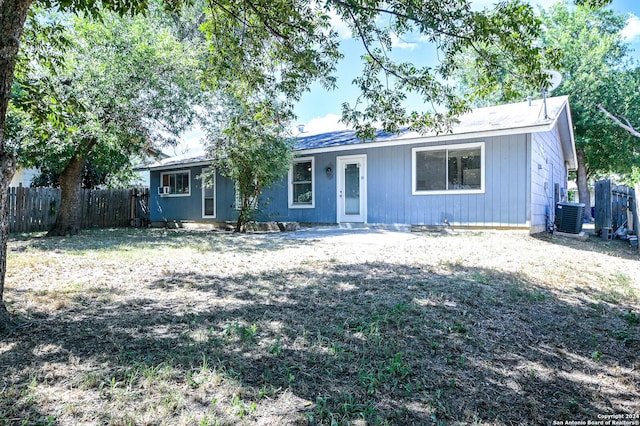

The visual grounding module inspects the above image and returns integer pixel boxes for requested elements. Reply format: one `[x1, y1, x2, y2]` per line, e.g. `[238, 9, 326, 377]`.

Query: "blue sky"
[176, 0, 640, 154]
[294, 0, 640, 134]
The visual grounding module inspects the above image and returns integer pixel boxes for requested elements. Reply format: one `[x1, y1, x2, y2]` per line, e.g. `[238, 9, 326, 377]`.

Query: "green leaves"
[200, 0, 340, 112]
[539, 2, 640, 179]
[39, 0, 153, 19]
[331, 0, 547, 138]
[11, 6, 205, 186]
[201, 95, 293, 232]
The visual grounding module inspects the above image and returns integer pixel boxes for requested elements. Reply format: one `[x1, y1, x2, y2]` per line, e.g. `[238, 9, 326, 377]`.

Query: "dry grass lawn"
[1, 227, 639, 425]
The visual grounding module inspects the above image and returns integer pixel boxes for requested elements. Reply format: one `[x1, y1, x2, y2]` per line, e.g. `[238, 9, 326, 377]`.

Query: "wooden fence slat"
[6, 186, 150, 233]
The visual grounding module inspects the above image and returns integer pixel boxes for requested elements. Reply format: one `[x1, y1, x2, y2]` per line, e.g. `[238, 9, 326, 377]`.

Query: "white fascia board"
[146, 160, 213, 171]
[561, 101, 578, 170]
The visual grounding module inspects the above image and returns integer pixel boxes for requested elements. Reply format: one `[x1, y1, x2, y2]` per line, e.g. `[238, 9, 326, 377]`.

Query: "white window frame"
[288, 156, 315, 209]
[201, 168, 216, 218]
[412, 142, 485, 195]
[160, 169, 191, 197]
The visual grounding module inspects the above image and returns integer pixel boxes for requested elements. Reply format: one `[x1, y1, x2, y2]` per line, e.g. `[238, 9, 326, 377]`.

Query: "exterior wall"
[261, 134, 530, 227]
[259, 151, 338, 224]
[149, 165, 239, 223]
[529, 126, 569, 233]
[148, 131, 571, 231]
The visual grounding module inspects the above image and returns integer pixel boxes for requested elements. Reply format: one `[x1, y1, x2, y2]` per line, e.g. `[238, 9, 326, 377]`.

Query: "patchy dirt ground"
[1, 227, 639, 425]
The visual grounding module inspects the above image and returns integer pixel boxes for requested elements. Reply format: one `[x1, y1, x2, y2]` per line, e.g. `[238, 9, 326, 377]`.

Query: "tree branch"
[329, 0, 472, 41]
[597, 104, 640, 138]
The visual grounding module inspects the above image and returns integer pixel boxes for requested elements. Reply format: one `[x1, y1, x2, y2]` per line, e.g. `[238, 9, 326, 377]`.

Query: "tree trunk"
[0, 153, 17, 330]
[0, 0, 35, 330]
[235, 194, 249, 233]
[576, 146, 592, 221]
[47, 153, 88, 237]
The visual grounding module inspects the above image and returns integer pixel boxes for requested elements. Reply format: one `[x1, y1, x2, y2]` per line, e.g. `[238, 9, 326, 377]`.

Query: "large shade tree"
[0, 0, 554, 326]
[10, 9, 203, 236]
[538, 1, 640, 216]
[1, 0, 161, 328]
[452, 0, 637, 218]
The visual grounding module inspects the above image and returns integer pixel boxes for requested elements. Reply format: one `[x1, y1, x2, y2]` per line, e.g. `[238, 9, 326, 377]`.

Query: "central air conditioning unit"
[158, 186, 171, 196]
[555, 202, 585, 234]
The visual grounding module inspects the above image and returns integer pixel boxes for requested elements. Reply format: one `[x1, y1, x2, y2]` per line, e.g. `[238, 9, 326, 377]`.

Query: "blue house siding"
[257, 134, 530, 227]
[259, 151, 339, 223]
[530, 126, 569, 233]
[148, 135, 532, 228]
[150, 166, 239, 223]
[144, 96, 575, 232]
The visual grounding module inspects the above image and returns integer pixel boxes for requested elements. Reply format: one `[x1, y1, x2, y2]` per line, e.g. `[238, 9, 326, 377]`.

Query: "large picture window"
[289, 157, 315, 208]
[413, 143, 484, 194]
[160, 170, 190, 196]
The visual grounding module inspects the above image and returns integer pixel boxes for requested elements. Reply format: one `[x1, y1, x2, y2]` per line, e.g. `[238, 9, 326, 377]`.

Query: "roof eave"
[144, 160, 213, 171]
[294, 122, 558, 155]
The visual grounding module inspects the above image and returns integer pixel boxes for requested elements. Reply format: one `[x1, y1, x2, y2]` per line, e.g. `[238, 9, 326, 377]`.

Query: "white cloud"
[326, 9, 352, 39]
[391, 33, 417, 50]
[621, 14, 640, 42]
[295, 113, 352, 135]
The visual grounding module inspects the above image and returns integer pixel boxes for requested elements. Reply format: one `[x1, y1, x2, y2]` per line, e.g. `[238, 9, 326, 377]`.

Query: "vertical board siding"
[530, 125, 568, 233]
[149, 132, 560, 229]
[7, 187, 145, 233]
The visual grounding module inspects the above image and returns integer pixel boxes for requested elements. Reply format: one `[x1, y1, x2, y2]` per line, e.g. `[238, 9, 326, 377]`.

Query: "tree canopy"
[538, 1, 640, 194]
[451, 0, 638, 216]
[0, 0, 570, 325]
[201, 96, 294, 232]
[9, 7, 205, 235]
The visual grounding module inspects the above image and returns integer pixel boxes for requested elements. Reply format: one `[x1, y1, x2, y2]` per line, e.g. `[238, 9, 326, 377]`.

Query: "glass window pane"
[204, 199, 214, 216]
[203, 170, 214, 216]
[293, 161, 312, 183]
[293, 183, 313, 204]
[345, 163, 360, 215]
[291, 159, 313, 205]
[416, 150, 446, 191]
[449, 148, 481, 189]
[176, 173, 189, 193]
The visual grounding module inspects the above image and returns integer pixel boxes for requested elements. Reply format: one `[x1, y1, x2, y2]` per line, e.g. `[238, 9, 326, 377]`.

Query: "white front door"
[337, 155, 367, 223]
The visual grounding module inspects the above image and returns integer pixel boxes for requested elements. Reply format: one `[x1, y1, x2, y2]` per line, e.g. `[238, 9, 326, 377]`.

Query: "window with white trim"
[289, 157, 314, 208]
[413, 143, 484, 194]
[160, 170, 190, 196]
[202, 168, 215, 218]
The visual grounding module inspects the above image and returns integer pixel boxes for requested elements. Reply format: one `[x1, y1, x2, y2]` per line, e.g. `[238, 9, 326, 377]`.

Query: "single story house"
[144, 95, 577, 233]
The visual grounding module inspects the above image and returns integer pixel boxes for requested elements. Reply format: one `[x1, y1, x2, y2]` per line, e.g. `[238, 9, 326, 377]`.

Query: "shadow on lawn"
[532, 231, 639, 260]
[1, 261, 639, 424]
[9, 227, 307, 255]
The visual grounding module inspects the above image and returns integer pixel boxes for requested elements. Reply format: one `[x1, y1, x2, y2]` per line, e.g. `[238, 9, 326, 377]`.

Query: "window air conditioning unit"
[555, 202, 585, 234]
[158, 186, 171, 196]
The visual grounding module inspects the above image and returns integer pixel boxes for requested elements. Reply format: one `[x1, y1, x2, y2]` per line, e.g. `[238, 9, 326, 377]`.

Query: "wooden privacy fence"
[594, 180, 639, 249]
[7, 186, 150, 233]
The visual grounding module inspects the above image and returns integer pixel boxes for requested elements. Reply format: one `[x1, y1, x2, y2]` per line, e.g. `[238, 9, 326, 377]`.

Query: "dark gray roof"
[145, 96, 574, 170]
[294, 130, 400, 151]
[143, 154, 211, 171]
[295, 95, 570, 152]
